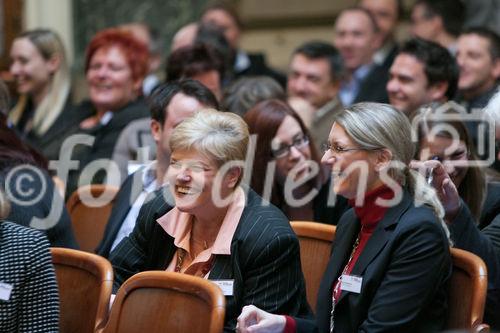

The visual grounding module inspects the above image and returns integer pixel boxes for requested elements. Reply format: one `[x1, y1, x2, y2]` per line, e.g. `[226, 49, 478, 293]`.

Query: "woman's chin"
[292, 164, 312, 182]
[332, 180, 352, 199]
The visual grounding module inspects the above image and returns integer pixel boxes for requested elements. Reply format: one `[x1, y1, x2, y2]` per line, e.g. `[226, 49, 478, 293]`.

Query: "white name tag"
[340, 275, 362, 293]
[211, 279, 234, 296]
[0, 282, 13, 301]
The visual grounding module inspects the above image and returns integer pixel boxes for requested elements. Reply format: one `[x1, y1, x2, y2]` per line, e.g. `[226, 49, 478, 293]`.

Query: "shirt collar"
[234, 49, 251, 72]
[314, 98, 340, 121]
[352, 63, 373, 81]
[156, 186, 246, 255]
[373, 41, 395, 65]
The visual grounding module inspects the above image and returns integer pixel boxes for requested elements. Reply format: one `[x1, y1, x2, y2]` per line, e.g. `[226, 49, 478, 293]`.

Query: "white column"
[23, 0, 74, 65]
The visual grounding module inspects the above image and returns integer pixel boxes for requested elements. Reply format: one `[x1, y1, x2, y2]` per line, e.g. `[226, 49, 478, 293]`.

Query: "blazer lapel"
[208, 255, 233, 280]
[324, 216, 360, 290]
[337, 191, 412, 304]
[316, 209, 360, 320]
[108, 171, 144, 236]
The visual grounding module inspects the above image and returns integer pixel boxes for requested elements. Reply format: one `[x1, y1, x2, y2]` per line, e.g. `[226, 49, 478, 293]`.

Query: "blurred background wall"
[0, 0, 416, 101]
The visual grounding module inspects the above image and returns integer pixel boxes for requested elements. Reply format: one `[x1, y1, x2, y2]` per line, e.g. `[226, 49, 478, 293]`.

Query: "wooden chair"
[291, 221, 336, 312]
[100, 271, 226, 333]
[50, 247, 113, 333]
[447, 248, 490, 333]
[66, 184, 119, 252]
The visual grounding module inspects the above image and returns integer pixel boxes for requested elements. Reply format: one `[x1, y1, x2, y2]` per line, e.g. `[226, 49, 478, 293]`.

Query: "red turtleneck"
[332, 184, 395, 304]
[283, 185, 395, 333]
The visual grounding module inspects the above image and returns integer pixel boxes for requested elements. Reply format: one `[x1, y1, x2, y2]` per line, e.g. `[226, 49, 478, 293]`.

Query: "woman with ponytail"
[237, 103, 452, 333]
[9, 29, 76, 160]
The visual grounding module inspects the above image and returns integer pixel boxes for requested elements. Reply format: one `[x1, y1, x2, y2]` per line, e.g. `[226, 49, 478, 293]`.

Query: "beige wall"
[23, 0, 74, 65]
[241, 25, 334, 72]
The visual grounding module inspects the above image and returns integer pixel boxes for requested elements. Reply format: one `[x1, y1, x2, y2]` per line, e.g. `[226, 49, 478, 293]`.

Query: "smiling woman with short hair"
[110, 109, 311, 332]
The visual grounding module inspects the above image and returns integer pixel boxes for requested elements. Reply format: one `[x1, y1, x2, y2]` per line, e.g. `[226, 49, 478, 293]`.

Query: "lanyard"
[330, 234, 361, 333]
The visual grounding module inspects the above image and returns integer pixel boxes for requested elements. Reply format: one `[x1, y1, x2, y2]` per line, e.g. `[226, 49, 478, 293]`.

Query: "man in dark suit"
[96, 80, 219, 257]
[334, 7, 389, 106]
[360, 0, 401, 81]
[200, 1, 287, 87]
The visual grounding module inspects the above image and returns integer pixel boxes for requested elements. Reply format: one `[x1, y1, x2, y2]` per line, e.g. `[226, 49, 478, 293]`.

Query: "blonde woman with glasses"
[238, 102, 451, 333]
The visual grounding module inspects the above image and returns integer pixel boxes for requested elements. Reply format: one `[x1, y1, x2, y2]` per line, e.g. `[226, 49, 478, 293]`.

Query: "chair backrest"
[66, 184, 119, 252]
[291, 221, 336, 312]
[447, 248, 489, 332]
[100, 271, 226, 333]
[51, 247, 113, 333]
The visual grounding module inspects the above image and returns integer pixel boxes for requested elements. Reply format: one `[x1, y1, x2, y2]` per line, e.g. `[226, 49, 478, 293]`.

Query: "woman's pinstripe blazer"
[110, 187, 312, 332]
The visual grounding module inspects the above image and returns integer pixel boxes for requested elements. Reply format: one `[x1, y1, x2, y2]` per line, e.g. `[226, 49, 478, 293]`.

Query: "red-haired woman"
[244, 99, 348, 223]
[63, 28, 150, 198]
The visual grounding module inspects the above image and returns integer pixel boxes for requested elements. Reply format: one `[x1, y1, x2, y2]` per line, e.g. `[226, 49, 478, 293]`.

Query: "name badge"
[340, 275, 362, 293]
[0, 282, 13, 301]
[211, 279, 234, 296]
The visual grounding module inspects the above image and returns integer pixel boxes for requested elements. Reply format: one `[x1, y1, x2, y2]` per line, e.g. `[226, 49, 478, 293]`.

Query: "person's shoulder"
[402, 202, 439, 224]
[0, 221, 49, 247]
[138, 187, 174, 220]
[243, 188, 289, 223]
[118, 97, 150, 118]
[235, 188, 296, 242]
[395, 203, 448, 241]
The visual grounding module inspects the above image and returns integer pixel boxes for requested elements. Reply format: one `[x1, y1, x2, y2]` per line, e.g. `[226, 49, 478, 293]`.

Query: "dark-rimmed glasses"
[271, 135, 309, 159]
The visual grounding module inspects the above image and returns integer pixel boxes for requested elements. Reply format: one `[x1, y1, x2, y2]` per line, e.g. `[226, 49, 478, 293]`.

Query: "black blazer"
[234, 52, 287, 88]
[109, 187, 312, 332]
[451, 201, 500, 329]
[95, 171, 146, 257]
[64, 98, 150, 199]
[479, 182, 500, 229]
[25, 97, 87, 161]
[353, 45, 397, 105]
[295, 190, 451, 332]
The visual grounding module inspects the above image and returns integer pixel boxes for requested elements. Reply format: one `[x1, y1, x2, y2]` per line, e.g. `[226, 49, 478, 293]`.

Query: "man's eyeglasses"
[271, 135, 309, 159]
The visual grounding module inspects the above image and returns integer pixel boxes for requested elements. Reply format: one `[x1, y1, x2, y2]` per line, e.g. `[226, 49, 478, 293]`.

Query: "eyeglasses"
[322, 142, 380, 155]
[271, 135, 309, 159]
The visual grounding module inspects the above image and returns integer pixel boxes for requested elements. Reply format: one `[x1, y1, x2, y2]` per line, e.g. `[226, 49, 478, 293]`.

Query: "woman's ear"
[225, 167, 242, 188]
[47, 54, 61, 74]
[375, 148, 393, 172]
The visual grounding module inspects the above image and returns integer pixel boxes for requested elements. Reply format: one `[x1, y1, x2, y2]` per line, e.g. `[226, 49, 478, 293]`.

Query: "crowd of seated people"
[2, 0, 500, 331]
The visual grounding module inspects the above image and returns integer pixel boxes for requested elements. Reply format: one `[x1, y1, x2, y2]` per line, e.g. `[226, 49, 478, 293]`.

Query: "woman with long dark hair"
[244, 99, 348, 223]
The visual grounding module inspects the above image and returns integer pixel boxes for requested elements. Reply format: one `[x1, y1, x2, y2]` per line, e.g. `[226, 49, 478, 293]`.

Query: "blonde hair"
[9, 29, 71, 135]
[170, 109, 249, 170]
[336, 102, 450, 241]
